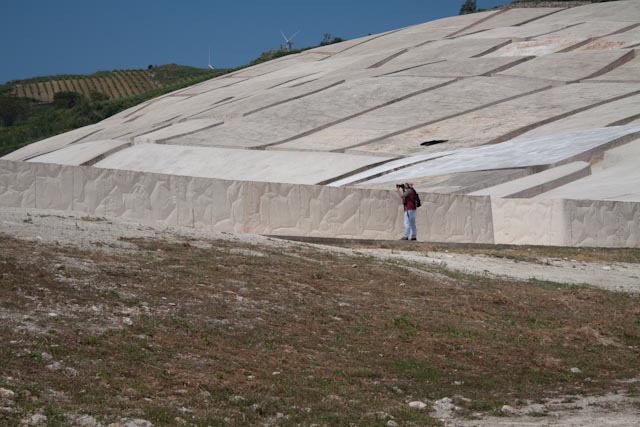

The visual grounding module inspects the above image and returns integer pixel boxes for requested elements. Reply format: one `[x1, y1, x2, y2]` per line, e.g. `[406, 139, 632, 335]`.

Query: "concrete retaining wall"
[1, 159, 638, 247]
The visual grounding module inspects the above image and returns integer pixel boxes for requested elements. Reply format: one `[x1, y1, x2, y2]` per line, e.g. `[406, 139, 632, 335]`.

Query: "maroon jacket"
[402, 187, 417, 211]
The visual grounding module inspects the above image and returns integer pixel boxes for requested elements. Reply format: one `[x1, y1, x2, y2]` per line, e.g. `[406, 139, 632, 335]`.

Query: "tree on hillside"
[459, 0, 478, 14]
[320, 33, 344, 46]
[53, 91, 83, 109]
[0, 96, 30, 127]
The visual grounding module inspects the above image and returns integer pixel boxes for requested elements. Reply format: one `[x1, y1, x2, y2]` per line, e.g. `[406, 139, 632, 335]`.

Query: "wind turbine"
[208, 47, 215, 70]
[280, 30, 300, 52]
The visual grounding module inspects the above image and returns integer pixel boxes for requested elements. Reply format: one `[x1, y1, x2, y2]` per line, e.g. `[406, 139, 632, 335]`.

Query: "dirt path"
[355, 247, 640, 294]
[451, 391, 640, 427]
[2, 207, 639, 295]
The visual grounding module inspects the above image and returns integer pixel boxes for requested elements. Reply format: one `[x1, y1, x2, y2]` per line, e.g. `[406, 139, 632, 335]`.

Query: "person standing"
[396, 183, 417, 241]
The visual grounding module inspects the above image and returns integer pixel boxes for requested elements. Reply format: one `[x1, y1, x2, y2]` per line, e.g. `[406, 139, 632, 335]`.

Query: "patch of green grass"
[392, 315, 421, 338]
[528, 278, 590, 291]
[392, 358, 441, 382]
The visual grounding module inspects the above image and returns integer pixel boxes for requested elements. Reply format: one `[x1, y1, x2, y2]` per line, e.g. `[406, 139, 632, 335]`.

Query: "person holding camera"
[396, 183, 417, 241]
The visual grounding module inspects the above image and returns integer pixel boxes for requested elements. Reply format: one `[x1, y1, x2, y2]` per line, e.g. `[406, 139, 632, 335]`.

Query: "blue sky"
[2, 0, 506, 84]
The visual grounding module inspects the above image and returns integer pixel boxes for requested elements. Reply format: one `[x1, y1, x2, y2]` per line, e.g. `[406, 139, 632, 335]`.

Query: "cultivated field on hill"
[1, 208, 639, 427]
[5, 66, 215, 103]
[0, 65, 230, 157]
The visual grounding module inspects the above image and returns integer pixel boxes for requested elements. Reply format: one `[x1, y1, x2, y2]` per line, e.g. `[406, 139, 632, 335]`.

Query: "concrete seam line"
[375, 60, 447, 77]
[182, 95, 250, 120]
[368, 49, 409, 69]
[19, 128, 105, 162]
[576, 49, 636, 82]
[607, 112, 640, 127]
[243, 80, 346, 117]
[130, 121, 178, 140]
[122, 100, 156, 119]
[289, 78, 320, 88]
[80, 143, 133, 167]
[513, 8, 567, 27]
[559, 24, 640, 53]
[558, 37, 596, 53]
[484, 88, 640, 146]
[330, 152, 457, 187]
[260, 78, 459, 149]
[472, 40, 512, 58]
[268, 73, 318, 89]
[446, 9, 508, 38]
[328, 28, 405, 57]
[524, 22, 586, 41]
[482, 56, 536, 76]
[192, 78, 248, 97]
[337, 85, 553, 152]
[157, 122, 225, 144]
[315, 157, 402, 186]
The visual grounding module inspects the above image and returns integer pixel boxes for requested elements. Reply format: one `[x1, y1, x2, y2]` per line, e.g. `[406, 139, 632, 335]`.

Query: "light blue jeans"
[404, 209, 417, 239]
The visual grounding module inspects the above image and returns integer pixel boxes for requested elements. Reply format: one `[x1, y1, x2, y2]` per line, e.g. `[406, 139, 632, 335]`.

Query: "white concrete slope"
[3, 1, 640, 198]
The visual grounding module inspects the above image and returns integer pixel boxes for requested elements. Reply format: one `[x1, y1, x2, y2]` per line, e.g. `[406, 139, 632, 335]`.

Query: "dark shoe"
[400, 237, 408, 240]
[410, 237, 417, 241]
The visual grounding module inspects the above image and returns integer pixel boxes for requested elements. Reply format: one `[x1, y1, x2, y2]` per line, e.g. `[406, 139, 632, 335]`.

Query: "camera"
[396, 184, 405, 189]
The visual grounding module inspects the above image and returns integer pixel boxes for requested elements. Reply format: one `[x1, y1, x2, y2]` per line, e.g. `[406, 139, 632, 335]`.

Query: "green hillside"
[0, 65, 231, 157]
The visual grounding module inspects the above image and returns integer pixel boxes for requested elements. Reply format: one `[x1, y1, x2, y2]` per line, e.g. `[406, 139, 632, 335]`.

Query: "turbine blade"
[290, 31, 300, 40]
[280, 30, 288, 42]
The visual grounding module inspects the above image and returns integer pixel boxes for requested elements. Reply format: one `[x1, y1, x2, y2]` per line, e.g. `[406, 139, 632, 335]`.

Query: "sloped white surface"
[95, 143, 393, 185]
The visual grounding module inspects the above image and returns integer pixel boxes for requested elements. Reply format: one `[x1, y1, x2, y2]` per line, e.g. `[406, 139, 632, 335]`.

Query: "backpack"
[409, 186, 421, 208]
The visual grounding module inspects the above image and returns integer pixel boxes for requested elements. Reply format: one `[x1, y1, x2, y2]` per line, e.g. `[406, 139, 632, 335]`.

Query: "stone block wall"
[1, 159, 638, 247]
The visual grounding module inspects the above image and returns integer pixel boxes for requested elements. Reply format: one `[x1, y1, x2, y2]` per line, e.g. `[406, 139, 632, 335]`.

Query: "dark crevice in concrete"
[514, 8, 567, 27]
[607, 22, 640, 36]
[156, 122, 225, 144]
[19, 128, 106, 161]
[335, 85, 553, 153]
[559, 23, 640, 53]
[525, 22, 585, 40]
[483, 56, 536, 75]
[376, 60, 447, 77]
[558, 37, 596, 53]
[211, 96, 235, 105]
[576, 49, 636, 82]
[448, 28, 492, 40]
[259, 79, 460, 149]
[368, 49, 410, 69]
[315, 157, 402, 186]
[472, 40, 513, 58]
[625, 42, 640, 49]
[607, 113, 640, 127]
[243, 80, 345, 117]
[328, 153, 457, 187]
[550, 130, 640, 168]
[123, 115, 142, 124]
[195, 78, 248, 96]
[80, 143, 133, 167]
[484, 88, 640, 146]
[447, 9, 508, 38]
[129, 120, 180, 140]
[290, 78, 320, 88]
[122, 101, 154, 119]
[327, 28, 404, 57]
[268, 74, 318, 89]
[182, 96, 251, 120]
[113, 132, 133, 140]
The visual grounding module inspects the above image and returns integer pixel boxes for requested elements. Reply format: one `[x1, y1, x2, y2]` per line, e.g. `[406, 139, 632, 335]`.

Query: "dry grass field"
[1, 211, 639, 426]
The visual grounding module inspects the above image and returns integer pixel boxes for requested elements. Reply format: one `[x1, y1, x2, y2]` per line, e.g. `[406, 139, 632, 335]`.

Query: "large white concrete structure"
[2, 1, 640, 246]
